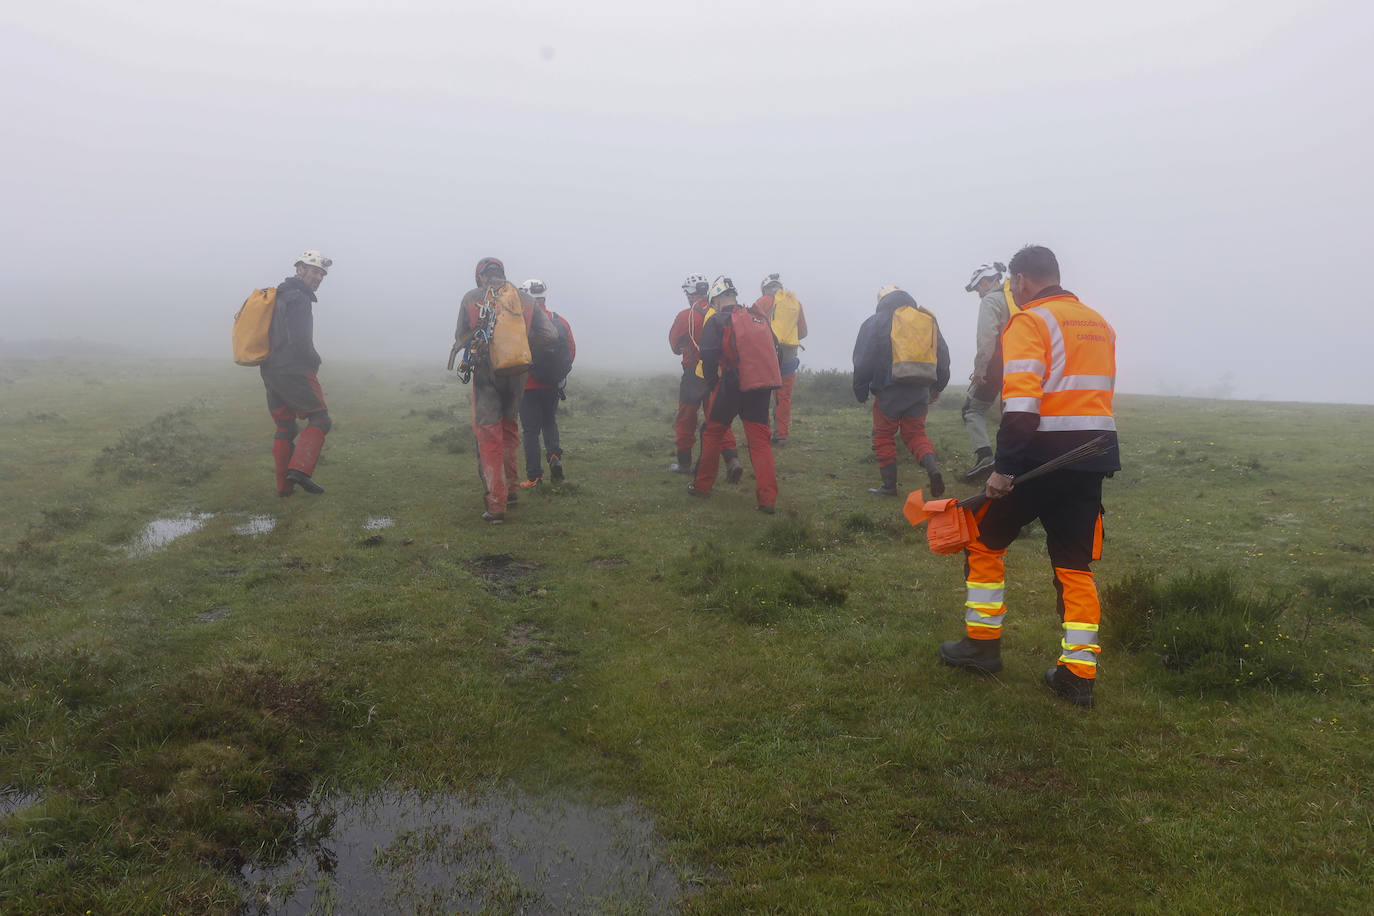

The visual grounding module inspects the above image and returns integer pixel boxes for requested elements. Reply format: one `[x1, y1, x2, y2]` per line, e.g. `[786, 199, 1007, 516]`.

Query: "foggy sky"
[3, 0, 1371, 403]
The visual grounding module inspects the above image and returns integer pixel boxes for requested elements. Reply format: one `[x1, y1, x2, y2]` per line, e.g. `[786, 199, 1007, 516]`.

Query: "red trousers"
[676, 385, 736, 453]
[694, 382, 777, 507]
[871, 402, 933, 467]
[772, 373, 796, 439]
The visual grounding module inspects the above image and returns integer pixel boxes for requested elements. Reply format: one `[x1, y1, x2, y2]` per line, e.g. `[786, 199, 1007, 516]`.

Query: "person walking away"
[261, 250, 334, 497]
[668, 274, 742, 480]
[754, 273, 808, 445]
[454, 257, 557, 523]
[852, 285, 950, 497]
[961, 261, 1020, 480]
[689, 276, 781, 512]
[517, 278, 575, 488]
[937, 245, 1120, 708]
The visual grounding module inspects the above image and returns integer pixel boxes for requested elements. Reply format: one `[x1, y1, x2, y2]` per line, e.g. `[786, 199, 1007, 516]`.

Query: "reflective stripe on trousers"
[1054, 566, 1101, 678]
[964, 541, 1007, 638]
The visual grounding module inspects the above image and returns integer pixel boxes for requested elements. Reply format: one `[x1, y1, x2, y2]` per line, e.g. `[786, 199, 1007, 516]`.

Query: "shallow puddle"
[241, 788, 682, 914]
[236, 515, 276, 536]
[363, 516, 394, 531]
[126, 513, 214, 555]
[0, 789, 39, 819]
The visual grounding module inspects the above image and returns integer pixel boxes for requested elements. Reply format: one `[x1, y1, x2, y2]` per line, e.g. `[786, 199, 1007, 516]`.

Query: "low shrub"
[1102, 568, 1311, 693]
[92, 405, 219, 485]
[428, 427, 472, 454]
[792, 369, 860, 411]
[672, 541, 846, 625]
[756, 514, 821, 555]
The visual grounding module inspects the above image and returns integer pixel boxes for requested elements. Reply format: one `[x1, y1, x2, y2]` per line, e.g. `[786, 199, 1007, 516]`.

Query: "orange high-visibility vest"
[1000, 293, 1115, 433]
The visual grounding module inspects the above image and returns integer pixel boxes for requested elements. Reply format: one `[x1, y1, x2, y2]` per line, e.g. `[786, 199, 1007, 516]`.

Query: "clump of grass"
[1103, 568, 1311, 693]
[92, 404, 218, 485]
[792, 369, 859, 410]
[757, 514, 821, 555]
[428, 428, 472, 454]
[672, 541, 846, 625]
[837, 511, 901, 536]
[1300, 572, 1374, 624]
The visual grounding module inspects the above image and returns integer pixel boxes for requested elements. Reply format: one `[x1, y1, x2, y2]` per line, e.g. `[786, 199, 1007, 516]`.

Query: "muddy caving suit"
[754, 289, 808, 442]
[261, 275, 330, 495]
[456, 266, 557, 516]
[668, 297, 738, 469]
[963, 285, 1120, 682]
[852, 290, 950, 482]
[693, 303, 781, 509]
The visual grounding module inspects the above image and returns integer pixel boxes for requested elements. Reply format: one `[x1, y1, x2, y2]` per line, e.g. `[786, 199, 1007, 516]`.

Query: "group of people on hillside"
[244, 245, 1119, 707]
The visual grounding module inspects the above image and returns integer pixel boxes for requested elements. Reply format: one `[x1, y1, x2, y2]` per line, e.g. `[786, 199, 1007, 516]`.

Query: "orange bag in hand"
[903, 490, 981, 554]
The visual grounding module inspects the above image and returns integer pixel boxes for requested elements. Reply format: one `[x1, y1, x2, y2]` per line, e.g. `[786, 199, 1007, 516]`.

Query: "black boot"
[670, 450, 693, 474]
[724, 450, 744, 485]
[868, 462, 899, 496]
[1044, 666, 1095, 708]
[920, 453, 945, 498]
[938, 637, 1002, 674]
[965, 447, 994, 481]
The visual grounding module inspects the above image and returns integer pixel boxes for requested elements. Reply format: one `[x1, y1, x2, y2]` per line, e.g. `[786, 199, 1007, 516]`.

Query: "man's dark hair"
[1008, 244, 1060, 284]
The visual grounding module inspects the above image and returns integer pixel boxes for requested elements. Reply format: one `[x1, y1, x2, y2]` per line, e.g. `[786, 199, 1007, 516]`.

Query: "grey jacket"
[972, 287, 1012, 380]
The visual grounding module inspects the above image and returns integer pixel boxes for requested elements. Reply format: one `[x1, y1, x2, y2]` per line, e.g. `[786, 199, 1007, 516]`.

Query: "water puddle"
[363, 516, 394, 531]
[241, 789, 682, 914]
[0, 789, 39, 819]
[236, 515, 276, 536]
[125, 513, 214, 555]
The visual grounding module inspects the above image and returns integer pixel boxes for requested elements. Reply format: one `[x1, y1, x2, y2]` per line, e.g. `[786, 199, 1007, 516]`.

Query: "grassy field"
[1, 358, 1371, 913]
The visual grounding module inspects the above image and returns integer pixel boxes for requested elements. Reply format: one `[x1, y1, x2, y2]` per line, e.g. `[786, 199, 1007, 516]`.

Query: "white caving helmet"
[519, 278, 548, 298]
[761, 273, 783, 293]
[681, 273, 709, 297]
[877, 284, 903, 302]
[708, 275, 738, 302]
[964, 262, 1005, 292]
[294, 250, 333, 274]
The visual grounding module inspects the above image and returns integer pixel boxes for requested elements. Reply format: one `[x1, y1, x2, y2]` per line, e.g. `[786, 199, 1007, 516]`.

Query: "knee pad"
[274, 418, 299, 440]
[307, 413, 332, 435]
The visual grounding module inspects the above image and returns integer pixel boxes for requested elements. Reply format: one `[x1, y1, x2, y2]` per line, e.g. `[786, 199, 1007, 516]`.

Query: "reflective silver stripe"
[965, 587, 1005, 604]
[1003, 358, 1044, 376]
[965, 608, 1005, 628]
[1003, 397, 1040, 414]
[1063, 628, 1101, 648]
[1043, 374, 1115, 393]
[1059, 646, 1098, 664]
[1036, 414, 1116, 432]
[1028, 306, 1068, 394]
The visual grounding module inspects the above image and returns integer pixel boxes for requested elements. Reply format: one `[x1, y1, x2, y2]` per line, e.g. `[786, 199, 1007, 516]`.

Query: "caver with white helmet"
[681, 273, 709, 299]
[708, 276, 738, 303]
[964, 262, 1005, 293]
[760, 273, 782, 294]
[877, 284, 903, 302]
[520, 279, 548, 299]
[295, 250, 333, 275]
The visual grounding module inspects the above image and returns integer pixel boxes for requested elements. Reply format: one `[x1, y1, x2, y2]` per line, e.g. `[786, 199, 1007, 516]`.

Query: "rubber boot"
[724, 448, 744, 485]
[273, 437, 294, 496]
[1044, 666, 1095, 708]
[868, 462, 898, 496]
[286, 425, 325, 494]
[670, 450, 693, 474]
[920, 453, 945, 499]
[938, 637, 1003, 674]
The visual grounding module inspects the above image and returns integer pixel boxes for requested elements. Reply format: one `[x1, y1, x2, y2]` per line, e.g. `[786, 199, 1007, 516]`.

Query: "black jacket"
[262, 276, 321, 374]
[852, 290, 950, 416]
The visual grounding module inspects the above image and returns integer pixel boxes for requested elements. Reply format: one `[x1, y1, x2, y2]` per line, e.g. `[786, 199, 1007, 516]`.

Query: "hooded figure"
[852, 286, 950, 497]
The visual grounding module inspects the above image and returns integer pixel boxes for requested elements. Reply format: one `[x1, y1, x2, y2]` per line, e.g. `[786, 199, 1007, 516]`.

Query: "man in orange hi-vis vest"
[937, 245, 1120, 707]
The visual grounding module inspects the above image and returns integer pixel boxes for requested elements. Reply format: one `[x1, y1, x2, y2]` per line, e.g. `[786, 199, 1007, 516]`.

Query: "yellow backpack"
[770, 289, 802, 347]
[890, 304, 939, 383]
[1003, 279, 1021, 316]
[692, 306, 716, 379]
[232, 288, 277, 366]
[489, 285, 533, 376]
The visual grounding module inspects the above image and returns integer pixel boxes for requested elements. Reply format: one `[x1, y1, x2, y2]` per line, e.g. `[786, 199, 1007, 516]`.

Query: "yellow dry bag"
[232, 288, 277, 366]
[890, 304, 939, 383]
[770, 289, 802, 347]
[489, 285, 533, 376]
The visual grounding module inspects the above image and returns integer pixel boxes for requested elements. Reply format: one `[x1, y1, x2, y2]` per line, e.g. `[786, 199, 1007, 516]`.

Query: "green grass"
[0, 358, 1371, 912]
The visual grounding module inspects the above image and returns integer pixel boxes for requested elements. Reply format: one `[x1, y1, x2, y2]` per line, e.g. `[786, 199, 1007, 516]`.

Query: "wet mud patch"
[467, 554, 540, 597]
[505, 622, 573, 682]
[196, 606, 232, 625]
[236, 515, 276, 536]
[363, 516, 394, 531]
[241, 788, 683, 915]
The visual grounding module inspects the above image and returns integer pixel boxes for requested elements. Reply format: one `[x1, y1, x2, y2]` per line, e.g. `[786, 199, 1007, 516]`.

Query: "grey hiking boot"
[868, 462, 899, 496]
[938, 637, 1003, 674]
[965, 451, 995, 481]
[725, 456, 744, 485]
[1044, 666, 1095, 708]
[481, 511, 505, 524]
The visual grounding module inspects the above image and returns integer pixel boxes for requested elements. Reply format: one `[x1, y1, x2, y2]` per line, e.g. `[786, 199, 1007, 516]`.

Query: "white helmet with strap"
[295, 250, 333, 274]
[519, 278, 548, 298]
[761, 273, 783, 294]
[964, 262, 1005, 292]
[681, 273, 709, 297]
[708, 275, 738, 302]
